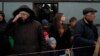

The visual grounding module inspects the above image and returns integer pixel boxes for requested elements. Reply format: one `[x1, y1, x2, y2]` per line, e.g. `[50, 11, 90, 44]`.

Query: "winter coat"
[73, 19, 98, 56]
[5, 6, 47, 56]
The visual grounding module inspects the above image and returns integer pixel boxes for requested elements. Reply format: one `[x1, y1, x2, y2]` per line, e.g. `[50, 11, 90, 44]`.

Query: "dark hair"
[53, 13, 63, 25]
[53, 13, 66, 31]
[69, 17, 77, 23]
[0, 11, 6, 23]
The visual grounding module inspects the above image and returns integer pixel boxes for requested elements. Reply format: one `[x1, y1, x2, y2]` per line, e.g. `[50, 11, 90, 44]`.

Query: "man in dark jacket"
[6, 5, 47, 56]
[73, 8, 98, 56]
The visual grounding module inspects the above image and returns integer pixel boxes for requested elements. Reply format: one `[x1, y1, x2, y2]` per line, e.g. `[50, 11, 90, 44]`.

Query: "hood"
[13, 5, 36, 23]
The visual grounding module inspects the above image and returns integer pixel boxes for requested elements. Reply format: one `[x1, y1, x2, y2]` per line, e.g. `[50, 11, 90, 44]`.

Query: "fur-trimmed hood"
[13, 5, 36, 23]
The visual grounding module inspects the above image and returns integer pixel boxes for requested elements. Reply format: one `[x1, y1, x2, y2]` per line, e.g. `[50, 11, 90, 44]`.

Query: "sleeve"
[5, 18, 15, 37]
[72, 22, 95, 45]
[94, 26, 98, 42]
[5, 19, 15, 48]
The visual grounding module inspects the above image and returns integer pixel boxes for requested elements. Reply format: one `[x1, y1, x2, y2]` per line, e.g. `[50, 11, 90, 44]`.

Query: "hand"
[12, 14, 21, 22]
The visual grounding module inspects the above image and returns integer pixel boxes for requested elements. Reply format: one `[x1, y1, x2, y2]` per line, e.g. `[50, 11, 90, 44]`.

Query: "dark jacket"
[6, 20, 47, 55]
[0, 21, 11, 55]
[49, 24, 71, 55]
[5, 6, 47, 56]
[73, 19, 98, 47]
[49, 24, 71, 50]
[73, 19, 98, 56]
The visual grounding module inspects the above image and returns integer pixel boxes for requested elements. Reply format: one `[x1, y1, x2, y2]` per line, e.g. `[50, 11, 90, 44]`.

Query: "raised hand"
[12, 14, 22, 22]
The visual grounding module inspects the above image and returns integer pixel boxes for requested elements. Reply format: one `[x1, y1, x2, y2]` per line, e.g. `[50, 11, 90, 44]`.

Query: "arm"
[5, 18, 16, 48]
[73, 23, 95, 45]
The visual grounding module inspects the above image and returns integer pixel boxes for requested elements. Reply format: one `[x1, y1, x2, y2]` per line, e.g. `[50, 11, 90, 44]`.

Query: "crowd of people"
[0, 5, 99, 56]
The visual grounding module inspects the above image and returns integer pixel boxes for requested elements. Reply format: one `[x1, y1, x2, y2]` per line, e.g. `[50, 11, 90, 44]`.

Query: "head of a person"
[0, 11, 6, 23]
[54, 13, 66, 24]
[69, 17, 77, 27]
[13, 5, 35, 23]
[83, 8, 97, 22]
[47, 37, 56, 49]
[42, 19, 49, 29]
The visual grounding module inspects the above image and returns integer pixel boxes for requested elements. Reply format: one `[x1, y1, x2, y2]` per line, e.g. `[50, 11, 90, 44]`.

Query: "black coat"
[5, 6, 48, 56]
[5, 20, 47, 56]
[73, 19, 98, 56]
[49, 24, 72, 55]
[49, 24, 71, 50]
[73, 19, 98, 47]
[0, 22, 11, 55]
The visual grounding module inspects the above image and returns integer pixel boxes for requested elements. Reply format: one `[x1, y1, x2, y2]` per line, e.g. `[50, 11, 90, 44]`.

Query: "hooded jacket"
[6, 5, 47, 55]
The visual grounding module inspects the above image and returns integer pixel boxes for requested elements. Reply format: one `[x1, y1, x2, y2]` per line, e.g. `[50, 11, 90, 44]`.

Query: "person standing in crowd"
[5, 5, 47, 56]
[0, 11, 11, 56]
[69, 17, 77, 32]
[49, 13, 71, 56]
[73, 8, 98, 56]
[42, 19, 49, 41]
[69, 17, 77, 44]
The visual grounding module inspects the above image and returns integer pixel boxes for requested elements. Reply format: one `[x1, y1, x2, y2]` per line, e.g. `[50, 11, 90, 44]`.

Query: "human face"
[84, 12, 96, 21]
[0, 14, 3, 21]
[50, 43, 56, 49]
[60, 15, 66, 23]
[19, 11, 30, 20]
[70, 20, 77, 27]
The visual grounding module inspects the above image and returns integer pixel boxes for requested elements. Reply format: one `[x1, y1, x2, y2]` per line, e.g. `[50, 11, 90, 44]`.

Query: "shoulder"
[33, 20, 41, 24]
[73, 19, 86, 32]
[75, 19, 85, 27]
[32, 20, 41, 26]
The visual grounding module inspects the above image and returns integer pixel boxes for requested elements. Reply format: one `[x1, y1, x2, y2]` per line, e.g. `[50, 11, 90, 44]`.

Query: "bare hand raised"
[12, 14, 22, 22]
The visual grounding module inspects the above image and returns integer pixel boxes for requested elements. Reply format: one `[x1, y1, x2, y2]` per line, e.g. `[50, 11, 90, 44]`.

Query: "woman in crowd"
[49, 13, 71, 56]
